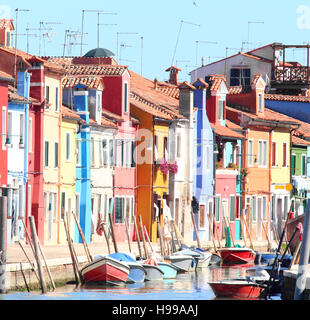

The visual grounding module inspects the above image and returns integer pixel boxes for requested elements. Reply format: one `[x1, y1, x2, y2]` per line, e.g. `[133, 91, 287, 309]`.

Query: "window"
[44, 192, 48, 221]
[61, 192, 66, 219]
[271, 196, 275, 221]
[54, 142, 59, 168]
[199, 205, 205, 229]
[28, 118, 33, 153]
[258, 141, 262, 165]
[291, 154, 296, 175]
[176, 135, 181, 158]
[164, 137, 168, 160]
[44, 141, 49, 167]
[218, 100, 224, 121]
[115, 197, 125, 223]
[76, 140, 81, 166]
[272, 142, 276, 166]
[2, 107, 6, 149]
[283, 143, 287, 167]
[230, 196, 235, 221]
[235, 145, 241, 169]
[19, 114, 24, 146]
[230, 68, 251, 86]
[124, 82, 128, 113]
[55, 87, 59, 112]
[53, 193, 58, 220]
[131, 141, 136, 168]
[258, 94, 263, 112]
[248, 140, 253, 166]
[75, 194, 80, 221]
[263, 141, 267, 166]
[66, 133, 70, 161]
[96, 91, 102, 121]
[302, 154, 307, 176]
[154, 135, 159, 160]
[45, 85, 50, 103]
[102, 139, 108, 166]
[115, 140, 119, 166]
[6, 31, 11, 47]
[175, 198, 180, 225]
[125, 198, 131, 224]
[126, 141, 131, 167]
[262, 196, 267, 221]
[109, 139, 114, 167]
[283, 196, 289, 221]
[7, 111, 12, 146]
[252, 196, 257, 221]
[215, 196, 220, 222]
[121, 140, 125, 167]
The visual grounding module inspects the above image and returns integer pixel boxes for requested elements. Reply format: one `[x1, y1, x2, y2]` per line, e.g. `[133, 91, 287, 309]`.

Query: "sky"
[3, 0, 310, 82]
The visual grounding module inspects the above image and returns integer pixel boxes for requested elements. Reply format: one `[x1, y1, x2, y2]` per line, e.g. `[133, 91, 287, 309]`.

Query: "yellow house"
[58, 106, 81, 244]
[270, 127, 294, 232]
[43, 73, 62, 244]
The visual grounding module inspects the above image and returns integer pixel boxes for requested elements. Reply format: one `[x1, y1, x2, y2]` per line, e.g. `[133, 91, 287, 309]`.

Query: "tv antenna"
[97, 12, 117, 48]
[13, 30, 38, 55]
[119, 43, 133, 65]
[247, 21, 264, 50]
[171, 20, 200, 66]
[14, 8, 30, 86]
[63, 29, 87, 57]
[116, 32, 138, 60]
[195, 40, 218, 67]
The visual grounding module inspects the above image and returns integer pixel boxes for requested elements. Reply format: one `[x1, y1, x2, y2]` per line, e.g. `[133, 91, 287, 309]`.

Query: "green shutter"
[215, 197, 220, 221]
[230, 196, 235, 221]
[291, 154, 296, 175]
[302, 155, 306, 176]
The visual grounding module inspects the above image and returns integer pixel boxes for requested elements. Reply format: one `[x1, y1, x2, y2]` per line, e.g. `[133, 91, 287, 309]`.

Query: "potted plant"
[216, 162, 221, 169]
[158, 158, 169, 175]
[168, 161, 178, 174]
[240, 168, 248, 178]
[227, 162, 238, 170]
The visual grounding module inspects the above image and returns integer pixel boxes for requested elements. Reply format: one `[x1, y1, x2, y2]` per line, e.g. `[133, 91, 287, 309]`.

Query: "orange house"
[129, 70, 182, 241]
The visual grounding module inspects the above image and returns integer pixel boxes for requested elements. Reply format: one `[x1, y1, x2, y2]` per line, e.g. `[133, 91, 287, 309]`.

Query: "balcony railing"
[272, 66, 310, 85]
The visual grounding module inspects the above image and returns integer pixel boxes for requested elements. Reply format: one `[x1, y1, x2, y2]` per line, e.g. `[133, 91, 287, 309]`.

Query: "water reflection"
[1, 265, 281, 300]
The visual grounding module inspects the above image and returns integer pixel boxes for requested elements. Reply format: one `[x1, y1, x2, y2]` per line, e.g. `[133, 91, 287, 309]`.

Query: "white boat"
[166, 254, 195, 273]
[196, 251, 213, 269]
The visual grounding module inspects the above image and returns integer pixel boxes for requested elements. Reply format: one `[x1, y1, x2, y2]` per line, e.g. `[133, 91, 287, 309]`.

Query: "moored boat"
[81, 255, 130, 285]
[108, 253, 146, 283]
[157, 261, 178, 279]
[166, 254, 195, 273]
[218, 247, 256, 265]
[287, 213, 304, 254]
[208, 279, 265, 299]
[196, 251, 213, 268]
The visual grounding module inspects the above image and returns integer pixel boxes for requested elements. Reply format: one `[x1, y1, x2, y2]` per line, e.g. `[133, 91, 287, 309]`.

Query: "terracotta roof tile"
[206, 74, 227, 91]
[102, 108, 123, 123]
[265, 93, 310, 103]
[8, 85, 39, 104]
[0, 70, 14, 82]
[62, 76, 103, 89]
[211, 123, 245, 139]
[292, 135, 310, 146]
[63, 64, 127, 76]
[62, 106, 81, 121]
[226, 119, 243, 130]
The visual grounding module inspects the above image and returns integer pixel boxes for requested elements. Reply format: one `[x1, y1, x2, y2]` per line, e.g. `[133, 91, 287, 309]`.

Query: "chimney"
[178, 82, 196, 122]
[165, 66, 182, 85]
[0, 19, 14, 47]
[28, 58, 45, 104]
[154, 78, 158, 89]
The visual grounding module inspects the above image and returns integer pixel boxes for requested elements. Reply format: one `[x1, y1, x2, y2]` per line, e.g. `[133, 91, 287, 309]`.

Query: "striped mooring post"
[0, 196, 8, 294]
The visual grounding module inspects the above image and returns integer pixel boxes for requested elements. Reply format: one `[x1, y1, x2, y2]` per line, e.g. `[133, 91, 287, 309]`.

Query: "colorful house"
[130, 70, 182, 242]
[226, 74, 299, 240]
[6, 70, 32, 243]
[0, 71, 14, 195]
[58, 105, 81, 244]
[192, 78, 215, 242]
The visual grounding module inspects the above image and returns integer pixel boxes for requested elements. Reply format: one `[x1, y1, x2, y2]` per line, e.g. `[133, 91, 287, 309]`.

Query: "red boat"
[208, 280, 265, 299]
[287, 214, 304, 254]
[218, 247, 256, 264]
[81, 256, 130, 285]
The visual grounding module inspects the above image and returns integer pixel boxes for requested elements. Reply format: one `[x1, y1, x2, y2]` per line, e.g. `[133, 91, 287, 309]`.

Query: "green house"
[291, 136, 310, 216]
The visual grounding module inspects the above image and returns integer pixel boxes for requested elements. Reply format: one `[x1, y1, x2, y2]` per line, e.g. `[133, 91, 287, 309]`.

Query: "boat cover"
[108, 253, 137, 263]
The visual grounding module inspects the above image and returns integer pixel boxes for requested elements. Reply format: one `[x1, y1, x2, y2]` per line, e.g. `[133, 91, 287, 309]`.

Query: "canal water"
[0, 265, 281, 301]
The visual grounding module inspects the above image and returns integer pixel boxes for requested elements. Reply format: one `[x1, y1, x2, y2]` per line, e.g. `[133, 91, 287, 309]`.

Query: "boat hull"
[196, 252, 213, 269]
[157, 262, 178, 279]
[127, 263, 146, 283]
[81, 257, 130, 285]
[218, 248, 256, 264]
[143, 264, 164, 281]
[208, 280, 264, 299]
[167, 255, 195, 273]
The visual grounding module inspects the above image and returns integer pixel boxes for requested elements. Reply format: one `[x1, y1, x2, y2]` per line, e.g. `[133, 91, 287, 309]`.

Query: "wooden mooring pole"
[29, 216, 47, 294]
[0, 196, 8, 294]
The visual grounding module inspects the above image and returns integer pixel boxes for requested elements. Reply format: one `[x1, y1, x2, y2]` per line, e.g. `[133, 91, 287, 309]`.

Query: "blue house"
[73, 84, 92, 243]
[192, 78, 215, 242]
[7, 70, 31, 243]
